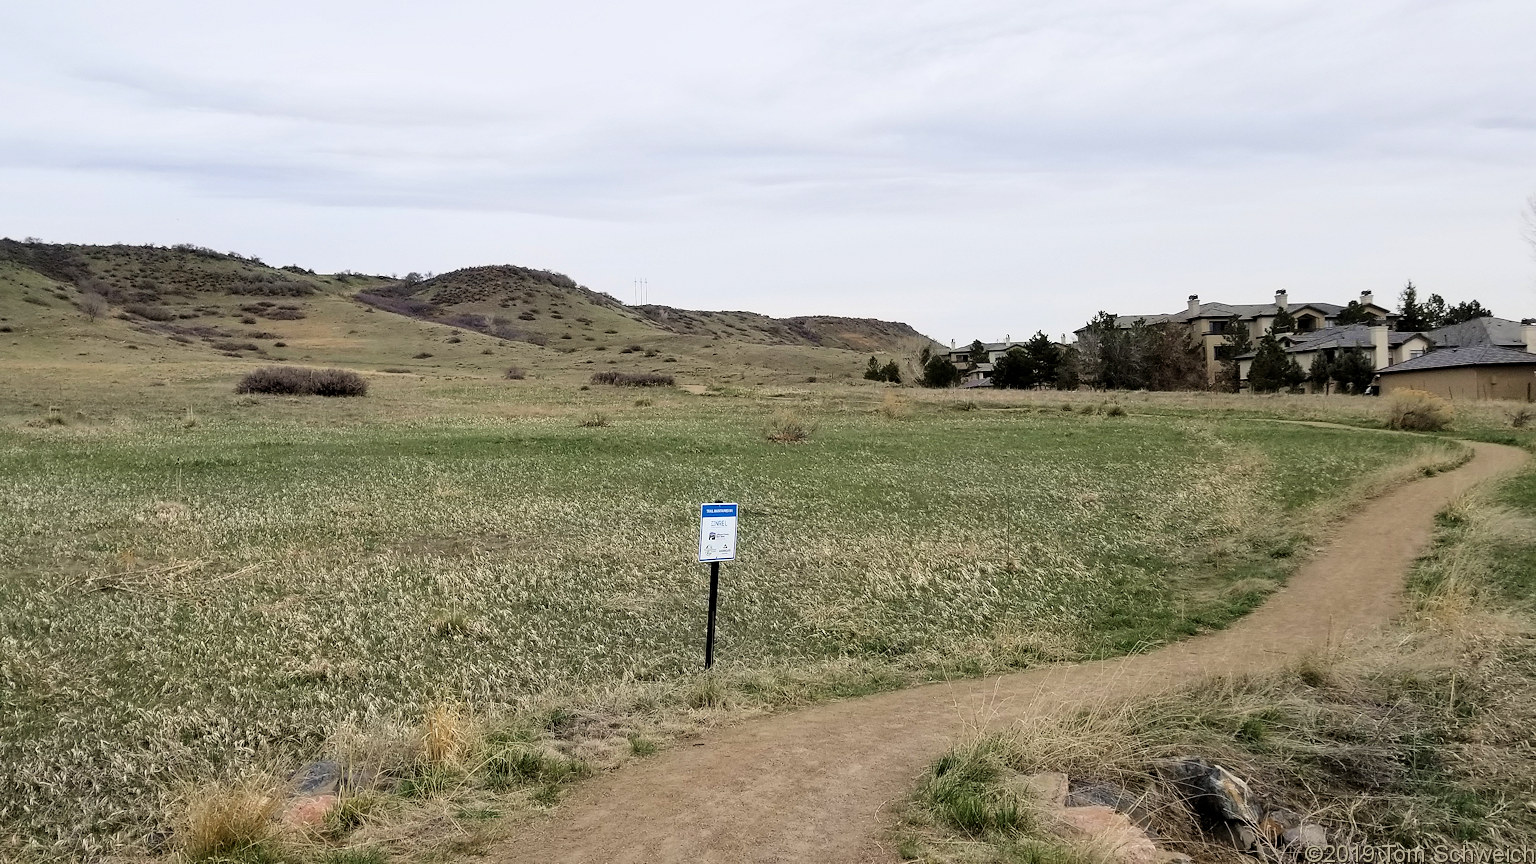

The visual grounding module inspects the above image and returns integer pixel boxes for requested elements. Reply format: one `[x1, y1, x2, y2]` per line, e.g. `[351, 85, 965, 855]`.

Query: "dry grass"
[1386, 388, 1455, 431]
[421, 702, 473, 769]
[765, 407, 817, 442]
[904, 463, 1536, 863]
[0, 382, 1490, 857]
[173, 776, 282, 860]
[879, 391, 912, 420]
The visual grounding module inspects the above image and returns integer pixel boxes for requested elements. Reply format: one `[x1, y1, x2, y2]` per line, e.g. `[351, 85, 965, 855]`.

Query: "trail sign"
[698, 502, 738, 563]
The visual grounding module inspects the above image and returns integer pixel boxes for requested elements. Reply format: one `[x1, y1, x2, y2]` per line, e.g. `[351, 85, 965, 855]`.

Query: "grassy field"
[895, 425, 1536, 864]
[0, 365, 1473, 859]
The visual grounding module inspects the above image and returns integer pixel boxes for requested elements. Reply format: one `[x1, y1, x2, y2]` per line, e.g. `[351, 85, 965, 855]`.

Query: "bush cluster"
[589, 371, 674, 387]
[234, 366, 368, 397]
[1386, 388, 1452, 431]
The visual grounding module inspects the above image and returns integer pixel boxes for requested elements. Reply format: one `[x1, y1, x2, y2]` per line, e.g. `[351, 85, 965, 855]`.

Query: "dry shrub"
[879, 391, 911, 420]
[1386, 388, 1452, 431]
[175, 776, 281, 860]
[421, 702, 472, 768]
[1509, 406, 1534, 429]
[589, 371, 674, 387]
[235, 366, 368, 397]
[577, 411, 610, 428]
[765, 408, 816, 443]
[505, 366, 526, 380]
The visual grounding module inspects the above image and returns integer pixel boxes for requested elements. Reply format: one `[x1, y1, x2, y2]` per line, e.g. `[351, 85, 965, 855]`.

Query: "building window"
[1214, 345, 1234, 361]
[1297, 315, 1318, 332]
[1210, 320, 1229, 335]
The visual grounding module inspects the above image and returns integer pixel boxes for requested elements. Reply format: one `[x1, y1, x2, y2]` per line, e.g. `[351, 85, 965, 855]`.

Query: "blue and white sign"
[698, 503, 738, 563]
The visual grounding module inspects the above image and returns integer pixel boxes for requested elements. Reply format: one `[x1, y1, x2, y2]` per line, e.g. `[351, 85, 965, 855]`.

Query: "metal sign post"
[698, 502, 738, 669]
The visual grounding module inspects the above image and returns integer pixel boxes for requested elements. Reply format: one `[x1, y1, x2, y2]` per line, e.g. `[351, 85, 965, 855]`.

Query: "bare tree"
[77, 292, 107, 322]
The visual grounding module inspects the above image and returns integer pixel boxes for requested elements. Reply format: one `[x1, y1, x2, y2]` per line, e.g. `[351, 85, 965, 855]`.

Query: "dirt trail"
[491, 438, 1527, 864]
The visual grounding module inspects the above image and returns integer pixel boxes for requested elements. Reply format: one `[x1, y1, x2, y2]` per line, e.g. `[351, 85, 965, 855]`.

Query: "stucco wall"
[1380, 367, 1536, 401]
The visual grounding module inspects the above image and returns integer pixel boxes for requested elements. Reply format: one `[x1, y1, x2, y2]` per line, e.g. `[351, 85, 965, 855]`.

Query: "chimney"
[1371, 324, 1390, 370]
[950, 339, 956, 349]
[1360, 290, 1373, 306]
[1524, 319, 1536, 354]
[1275, 289, 1288, 309]
[1186, 294, 1199, 315]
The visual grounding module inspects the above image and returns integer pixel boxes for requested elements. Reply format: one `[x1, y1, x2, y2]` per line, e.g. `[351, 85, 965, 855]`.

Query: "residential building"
[1076, 290, 1397, 385]
[1236, 324, 1433, 392]
[1377, 323, 1536, 401]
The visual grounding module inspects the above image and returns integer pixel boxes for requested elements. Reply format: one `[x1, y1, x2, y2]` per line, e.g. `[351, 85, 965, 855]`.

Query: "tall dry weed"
[174, 776, 281, 860]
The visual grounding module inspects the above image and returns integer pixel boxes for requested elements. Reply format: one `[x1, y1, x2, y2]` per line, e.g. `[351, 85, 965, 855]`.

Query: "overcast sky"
[2, 1, 1533, 344]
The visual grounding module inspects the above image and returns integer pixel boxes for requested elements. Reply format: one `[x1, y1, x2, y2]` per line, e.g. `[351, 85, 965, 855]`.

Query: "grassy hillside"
[0, 240, 937, 387]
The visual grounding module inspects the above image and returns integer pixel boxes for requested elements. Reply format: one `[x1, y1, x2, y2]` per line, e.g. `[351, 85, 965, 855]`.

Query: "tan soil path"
[491, 437, 1527, 864]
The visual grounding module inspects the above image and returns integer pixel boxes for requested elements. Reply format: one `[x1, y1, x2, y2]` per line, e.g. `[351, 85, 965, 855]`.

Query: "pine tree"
[1397, 281, 1432, 331]
[1216, 315, 1252, 393]
[920, 355, 961, 388]
[992, 346, 1032, 389]
[1307, 353, 1333, 393]
[1443, 300, 1493, 326]
[1331, 350, 1376, 394]
[1283, 357, 1307, 392]
[1023, 331, 1061, 387]
[864, 356, 882, 381]
[1334, 301, 1377, 326]
[967, 340, 988, 365]
[879, 360, 902, 384]
[1247, 332, 1288, 393]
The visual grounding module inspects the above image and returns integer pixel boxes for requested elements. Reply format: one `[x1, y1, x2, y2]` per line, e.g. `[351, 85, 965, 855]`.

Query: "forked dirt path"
[491, 437, 1527, 864]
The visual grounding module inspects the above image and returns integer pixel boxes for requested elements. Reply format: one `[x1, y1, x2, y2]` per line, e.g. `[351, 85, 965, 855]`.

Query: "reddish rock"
[1053, 805, 1163, 864]
[282, 793, 338, 830]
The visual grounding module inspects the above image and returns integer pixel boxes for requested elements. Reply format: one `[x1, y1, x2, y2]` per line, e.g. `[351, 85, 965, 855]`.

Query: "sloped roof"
[1426, 316, 1526, 349]
[1377, 345, 1536, 374]
[1236, 325, 1422, 359]
[1284, 324, 1424, 351]
[1098, 300, 1381, 330]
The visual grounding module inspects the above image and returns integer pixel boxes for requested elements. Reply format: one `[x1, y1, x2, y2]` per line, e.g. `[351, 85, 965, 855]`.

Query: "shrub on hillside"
[765, 408, 817, 443]
[589, 371, 674, 387]
[1386, 389, 1452, 431]
[505, 366, 526, 380]
[235, 366, 368, 397]
[124, 303, 176, 322]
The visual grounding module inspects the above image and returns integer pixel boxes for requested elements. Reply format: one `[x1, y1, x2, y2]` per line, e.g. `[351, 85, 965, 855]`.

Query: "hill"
[0, 240, 938, 384]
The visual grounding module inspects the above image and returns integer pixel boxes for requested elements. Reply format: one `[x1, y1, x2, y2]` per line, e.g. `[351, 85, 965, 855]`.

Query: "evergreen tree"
[1023, 331, 1061, 387]
[967, 339, 989, 365]
[1443, 300, 1494, 326]
[879, 360, 902, 384]
[1307, 353, 1333, 393]
[992, 346, 1033, 389]
[919, 345, 932, 366]
[920, 354, 961, 388]
[1271, 305, 1297, 334]
[1331, 350, 1376, 394]
[1282, 357, 1307, 392]
[1422, 294, 1449, 330]
[1397, 281, 1432, 331]
[864, 356, 882, 381]
[1334, 301, 1377, 326]
[1054, 346, 1081, 390]
[1247, 332, 1289, 393]
[1216, 315, 1252, 393]
[1139, 322, 1204, 391]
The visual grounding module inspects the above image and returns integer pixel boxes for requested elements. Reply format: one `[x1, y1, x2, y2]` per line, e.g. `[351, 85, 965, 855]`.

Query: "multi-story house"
[1075, 290, 1397, 385]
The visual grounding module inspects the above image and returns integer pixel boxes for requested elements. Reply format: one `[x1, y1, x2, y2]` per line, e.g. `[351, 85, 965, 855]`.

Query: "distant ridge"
[0, 240, 939, 373]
